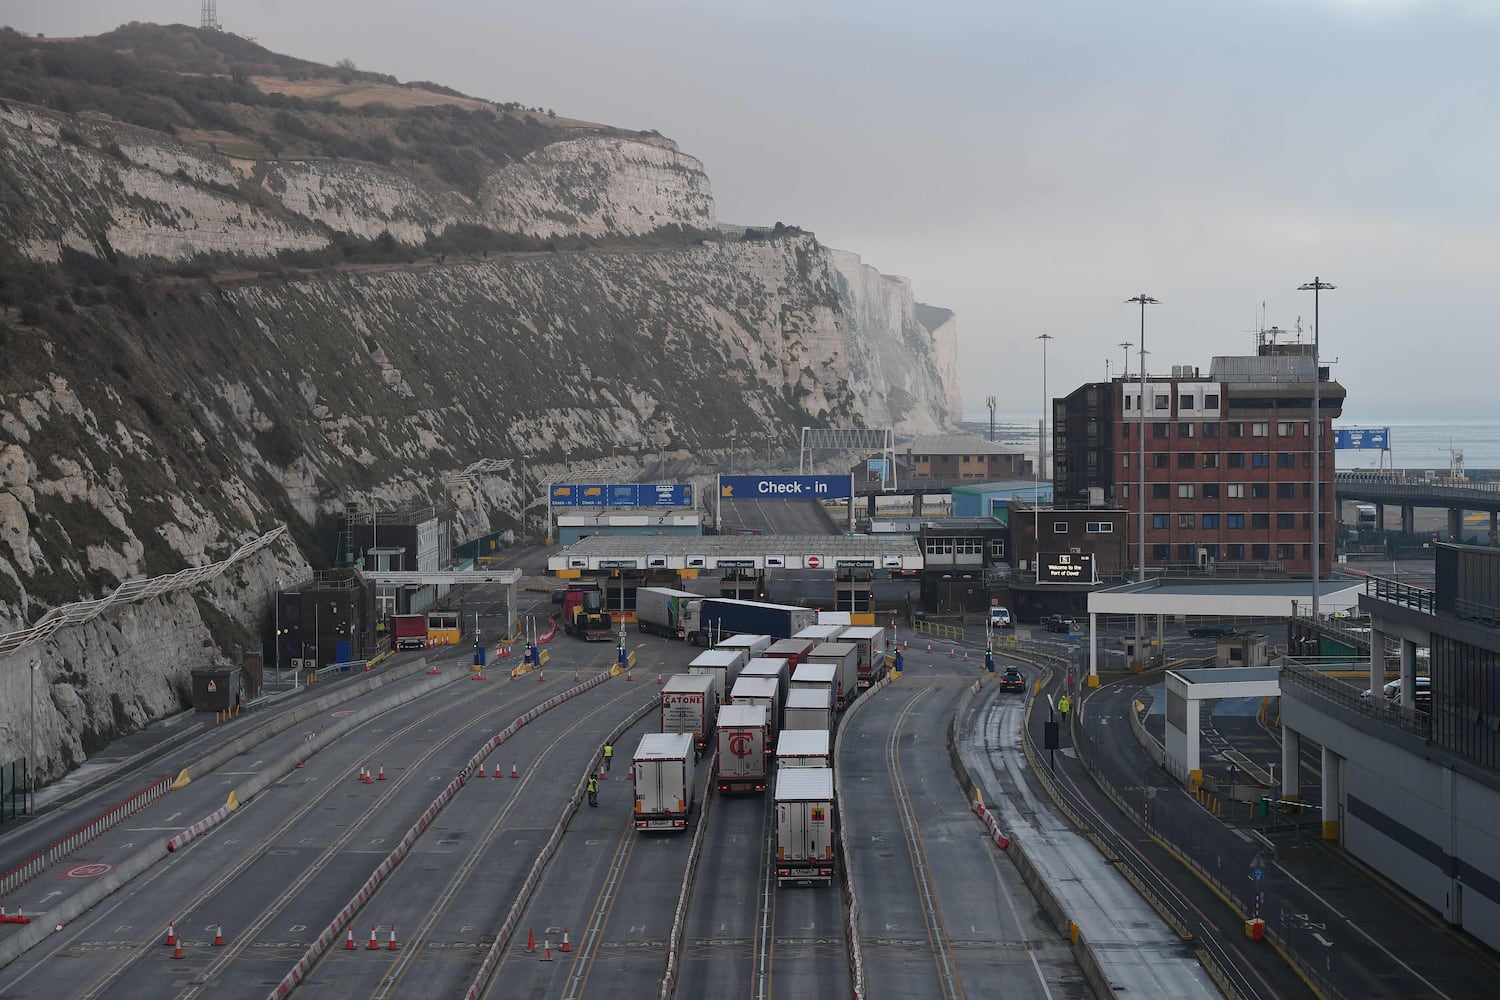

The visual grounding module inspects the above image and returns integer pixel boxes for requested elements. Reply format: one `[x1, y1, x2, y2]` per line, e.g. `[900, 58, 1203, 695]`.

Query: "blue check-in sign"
[719, 475, 853, 499]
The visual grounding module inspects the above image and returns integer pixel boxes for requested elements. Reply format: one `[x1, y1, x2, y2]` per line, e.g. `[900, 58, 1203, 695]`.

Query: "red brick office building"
[1052, 340, 1346, 577]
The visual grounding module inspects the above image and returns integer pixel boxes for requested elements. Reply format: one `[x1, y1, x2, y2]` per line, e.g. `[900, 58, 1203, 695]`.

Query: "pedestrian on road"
[587, 776, 599, 807]
[603, 743, 613, 771]
[1058, 693, 1071, 721]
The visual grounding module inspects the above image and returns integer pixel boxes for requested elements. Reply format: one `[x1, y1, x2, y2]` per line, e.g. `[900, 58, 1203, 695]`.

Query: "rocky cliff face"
[0, 54, 958, 782]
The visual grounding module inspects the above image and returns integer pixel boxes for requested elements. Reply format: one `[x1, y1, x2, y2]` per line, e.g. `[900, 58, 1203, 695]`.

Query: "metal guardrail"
[1365, 575, 1435, 615]
[0, 526, 286, 657]
[1279, 657, 1430, 739]
[911, 620, 965, 642]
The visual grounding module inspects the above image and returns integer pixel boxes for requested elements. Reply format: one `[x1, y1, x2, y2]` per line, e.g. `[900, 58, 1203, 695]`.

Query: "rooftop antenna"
[986, 395, 997, 442]
[201, 0, 222, 31]
[1118, 341, 1132, 379]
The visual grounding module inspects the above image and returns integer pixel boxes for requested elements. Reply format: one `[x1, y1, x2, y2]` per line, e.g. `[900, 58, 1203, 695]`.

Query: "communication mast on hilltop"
[201, 1, 222, 31]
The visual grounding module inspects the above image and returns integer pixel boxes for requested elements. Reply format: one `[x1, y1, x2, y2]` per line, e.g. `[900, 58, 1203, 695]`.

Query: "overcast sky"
[6, 1, 1497, 424]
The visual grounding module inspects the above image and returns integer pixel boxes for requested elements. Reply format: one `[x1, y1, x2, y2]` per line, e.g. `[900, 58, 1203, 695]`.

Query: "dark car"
[1044, 615, 1075, 633]
[1187, 623, 1238, 639]
[550, 587, 568, 605]
[998, 667, 1025, 693]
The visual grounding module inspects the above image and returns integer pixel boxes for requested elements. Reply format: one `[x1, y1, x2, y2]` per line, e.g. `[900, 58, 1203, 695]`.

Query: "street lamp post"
[1125, 294, 1159, 670]
[1298, 277, 1335, 622]
[1036, 333, 1054, 483]
[29, 660, 37, 810]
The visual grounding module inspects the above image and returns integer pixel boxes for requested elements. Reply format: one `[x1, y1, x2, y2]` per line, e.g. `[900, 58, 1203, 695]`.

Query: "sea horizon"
[957, 414, 1500, 472]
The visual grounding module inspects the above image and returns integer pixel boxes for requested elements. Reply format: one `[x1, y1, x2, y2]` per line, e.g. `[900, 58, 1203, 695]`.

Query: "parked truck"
[783, 687, 834, 733]
[839, 626, 888, 690]
[764, 637, 816, 668]
[716, 702, 770, 793]
[633, 732, 696, 831]
[794, 623, 847, 646]
[775, 766, 836, 884]
[693, 599, 817, 646]
[742, 656, 791, 707]
[730, 675, 782, 737]
[716, 633, 773, 658]
[636, 587, 702, 641]
[775, 728, 830, 768]
[806, 641, 859, 709]
[560, 580, 614, 641]
[661, 674, 717, 754]
[393, 613, 428, 651]
[688, 648, 745, 706]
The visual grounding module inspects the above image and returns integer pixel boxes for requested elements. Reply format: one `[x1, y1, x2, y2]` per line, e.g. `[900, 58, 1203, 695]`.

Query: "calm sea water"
[961, 416, 1500, 472]
[1333, 421, 1500, 472]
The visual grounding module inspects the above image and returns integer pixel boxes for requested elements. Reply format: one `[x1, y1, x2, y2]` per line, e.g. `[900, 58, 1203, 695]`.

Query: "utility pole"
[986, 395, 997, 442]
[1036, 333, 1054, 483]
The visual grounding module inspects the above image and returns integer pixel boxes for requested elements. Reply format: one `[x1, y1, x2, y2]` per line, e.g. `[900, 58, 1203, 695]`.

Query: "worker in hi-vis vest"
[603, 743, 613, 771]
[587, 776, 599, 807]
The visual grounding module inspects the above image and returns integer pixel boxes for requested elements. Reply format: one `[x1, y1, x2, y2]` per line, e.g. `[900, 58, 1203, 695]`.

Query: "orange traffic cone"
[172, 940, 184, 960]
[377, 764, 386, 780]
[388, 925, 398, 950]
[949, 647, 955, 658]
[656, 672, 663, 684]
[539, 668, 545, 681]
[561, 927, 571, 952]
[345, 927, 356, 950]
[574, 668, 580, 682]
[164, 922, 177, 946]
[214, 921, 224, 946]
[511, 762, 519, 778]
[626, 666, 633, 681]
[964, 650, 970, 662]
[368, 925, 379, 950]
[478, 762, 486, 778]
[527, 927, 536, 953]
[542, 932, 553, 961]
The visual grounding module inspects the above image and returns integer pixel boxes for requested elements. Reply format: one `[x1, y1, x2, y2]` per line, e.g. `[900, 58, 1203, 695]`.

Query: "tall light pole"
[1299, 277, 1335, 622]
[1125, 295, 1158, 672]
[1125, 296, 1159, 584]
[29, 660, 37, 808]
[274, 576, 281, 685]
[1036, 333, 1054, 483]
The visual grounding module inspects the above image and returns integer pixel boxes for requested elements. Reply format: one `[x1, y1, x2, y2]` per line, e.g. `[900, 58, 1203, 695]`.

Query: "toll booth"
[835, 561, 874, 613]
[718, 561, 759, 600]
[191, 666, 239, 713]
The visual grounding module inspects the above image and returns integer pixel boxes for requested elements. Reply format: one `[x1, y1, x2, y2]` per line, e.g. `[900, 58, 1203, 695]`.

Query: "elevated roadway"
[1336, 472, 1500, 540]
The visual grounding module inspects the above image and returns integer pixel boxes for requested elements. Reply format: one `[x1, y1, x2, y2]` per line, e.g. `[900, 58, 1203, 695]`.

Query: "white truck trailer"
[715, 702, 771, 793]
[806, 641, 859, 709]
[688, 648, 746, 706]
[636, 587, 702, 641]
[742, 656, 791, 706]
[661, 673, 717, 754]
[716, 632, 773, 658]
[774, 728, 830, 768]
[633, 732, 696, 831]
[764, 637, 817, 668]
[730, 675, 782, 737]
[794, 623, 847, 646]
[782, 687, 834, 733]
[775, 766, 836, 884]
[839, 625, 888, 691]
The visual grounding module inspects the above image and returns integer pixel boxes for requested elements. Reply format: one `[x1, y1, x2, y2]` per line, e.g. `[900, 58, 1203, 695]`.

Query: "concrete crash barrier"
[268, 671, 620, 1000]
[462, 694, 661, 1000]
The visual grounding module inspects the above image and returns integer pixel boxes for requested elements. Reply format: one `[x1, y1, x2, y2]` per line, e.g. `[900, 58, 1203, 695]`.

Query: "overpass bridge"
[1336, 473, 1500, 542]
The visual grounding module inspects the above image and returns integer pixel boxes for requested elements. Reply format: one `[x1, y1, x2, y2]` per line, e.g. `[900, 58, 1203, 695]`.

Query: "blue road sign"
[1334, 427, 1390, 451]
[1251, 867, 1266, 881]
[550, 483, 693, 507]
[719, 475, 853, 500]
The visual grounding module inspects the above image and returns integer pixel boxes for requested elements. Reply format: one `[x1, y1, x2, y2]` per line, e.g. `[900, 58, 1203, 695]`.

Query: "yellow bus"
[426, 610, 462, 646]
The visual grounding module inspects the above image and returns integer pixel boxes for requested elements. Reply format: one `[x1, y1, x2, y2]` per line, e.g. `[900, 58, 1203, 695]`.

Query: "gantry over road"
[545, 534, 924, 575]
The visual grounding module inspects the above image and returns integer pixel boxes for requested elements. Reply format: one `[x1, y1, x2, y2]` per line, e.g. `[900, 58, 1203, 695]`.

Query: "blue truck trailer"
[692, 598, 818, 647]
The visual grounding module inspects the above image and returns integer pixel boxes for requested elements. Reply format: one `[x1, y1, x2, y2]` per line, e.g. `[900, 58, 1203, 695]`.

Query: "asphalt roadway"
[842, 653, 1093, 1000]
